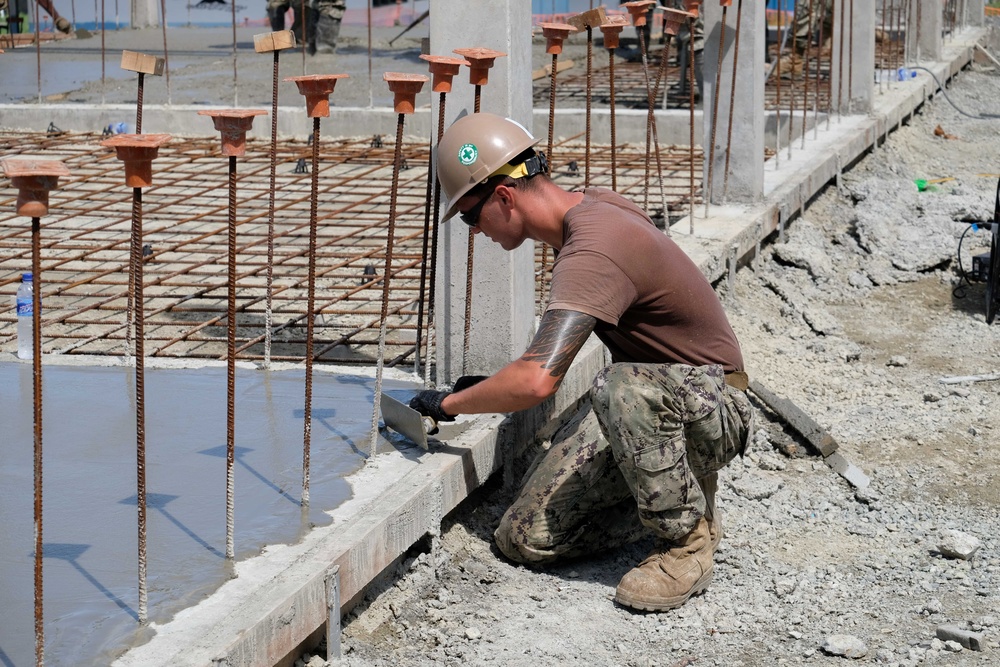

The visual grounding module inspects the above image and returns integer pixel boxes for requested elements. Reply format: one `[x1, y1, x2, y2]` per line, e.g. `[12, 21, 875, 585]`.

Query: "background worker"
[410, 113, 754, 612]
[266, 0, 342, 55]
[1, 0, 72, 33]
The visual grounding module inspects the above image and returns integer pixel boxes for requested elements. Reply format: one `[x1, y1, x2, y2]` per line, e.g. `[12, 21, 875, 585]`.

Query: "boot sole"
[614, 565, 713, 612]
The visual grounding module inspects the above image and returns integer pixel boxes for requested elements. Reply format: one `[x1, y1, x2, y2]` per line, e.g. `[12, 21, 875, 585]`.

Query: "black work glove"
[409, 390, 454, 424]
[453, 375, 488, 392]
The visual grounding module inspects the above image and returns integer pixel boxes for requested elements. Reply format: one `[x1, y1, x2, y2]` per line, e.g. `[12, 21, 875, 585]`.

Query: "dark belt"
[724, 370, 749, 392]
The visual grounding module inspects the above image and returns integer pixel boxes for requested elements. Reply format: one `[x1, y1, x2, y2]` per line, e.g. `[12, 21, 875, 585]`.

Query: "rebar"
[775, 0, 784, 168]
[101, 0, 106, 106]
[265, 51, 281, 368]
[424, 93, 447, 388]
[687, 17, 695, 234]
[34, 0, 41, 104]
[370, 112, 406, 456]
[463, 86, 483, 375]
[706, 5, 728, 217]
[847, 0, 854, 115]
[130, 185, 149, 622]
[723, 0, 743, 202]
[225, 155, 238, 559]
[608, 48, 618, 192]
[159, 0, 171, 105]
[230, 0, 238, 106]
[302, 116, 320, 504]
[585, 25, 593, 187]
[31, 215, 44, 667]
[541, 51, 559, 308]
[801, 0, 812, 150]
[837, 0, 845, 119]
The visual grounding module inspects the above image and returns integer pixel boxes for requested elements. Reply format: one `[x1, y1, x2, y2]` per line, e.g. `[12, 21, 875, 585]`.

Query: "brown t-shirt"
[546, 188, 745, 372]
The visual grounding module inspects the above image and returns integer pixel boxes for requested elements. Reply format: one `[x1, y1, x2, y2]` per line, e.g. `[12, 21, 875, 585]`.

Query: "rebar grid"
[1, 131, 703, 362]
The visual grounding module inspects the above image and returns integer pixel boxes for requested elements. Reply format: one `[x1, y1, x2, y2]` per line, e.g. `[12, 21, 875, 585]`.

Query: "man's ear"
[494, 183, 515, 207]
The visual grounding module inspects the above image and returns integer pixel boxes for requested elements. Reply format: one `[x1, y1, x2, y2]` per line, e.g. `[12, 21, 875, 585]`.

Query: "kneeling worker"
[410, 113, 754, 611]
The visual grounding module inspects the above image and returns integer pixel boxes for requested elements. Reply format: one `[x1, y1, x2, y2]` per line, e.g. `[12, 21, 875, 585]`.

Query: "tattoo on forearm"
[522, 310, 596, 380]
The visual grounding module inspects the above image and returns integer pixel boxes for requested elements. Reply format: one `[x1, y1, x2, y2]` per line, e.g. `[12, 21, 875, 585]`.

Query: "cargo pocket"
[632, 435, 688, 515]
[685, 402, 727, 473]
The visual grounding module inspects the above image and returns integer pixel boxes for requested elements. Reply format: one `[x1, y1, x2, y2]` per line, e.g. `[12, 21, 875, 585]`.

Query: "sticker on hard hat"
[458, 143, 478, 166]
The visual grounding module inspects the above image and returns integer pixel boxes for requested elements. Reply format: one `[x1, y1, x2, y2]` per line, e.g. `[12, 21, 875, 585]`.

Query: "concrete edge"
[112, 338, 608, 667]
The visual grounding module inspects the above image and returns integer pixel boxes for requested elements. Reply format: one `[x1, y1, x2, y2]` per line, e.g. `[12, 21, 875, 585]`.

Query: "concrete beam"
[831, 0, 875, 114]
[131, 0, 160, 29]
[967, 0, 986, 28]
[910, 0, 944, 64]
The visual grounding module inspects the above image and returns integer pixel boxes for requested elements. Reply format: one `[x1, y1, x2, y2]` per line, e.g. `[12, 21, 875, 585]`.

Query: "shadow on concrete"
[41, 543, 140, 622]
[120, 492, 227, 560]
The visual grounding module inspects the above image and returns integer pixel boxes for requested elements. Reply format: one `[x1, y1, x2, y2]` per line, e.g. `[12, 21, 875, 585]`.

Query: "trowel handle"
[421, 416, 439, 436]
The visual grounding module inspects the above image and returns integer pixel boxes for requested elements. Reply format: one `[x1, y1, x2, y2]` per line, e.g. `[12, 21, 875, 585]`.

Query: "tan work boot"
[615, 517, 714, 612]
[699, 472, 722, 551]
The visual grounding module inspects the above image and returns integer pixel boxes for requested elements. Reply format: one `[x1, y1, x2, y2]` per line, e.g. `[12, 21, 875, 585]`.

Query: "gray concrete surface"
[0, 358, 418, 666]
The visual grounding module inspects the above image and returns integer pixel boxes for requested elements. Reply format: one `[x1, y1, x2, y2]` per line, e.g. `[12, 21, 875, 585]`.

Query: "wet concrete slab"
[0, 360, 418, 667]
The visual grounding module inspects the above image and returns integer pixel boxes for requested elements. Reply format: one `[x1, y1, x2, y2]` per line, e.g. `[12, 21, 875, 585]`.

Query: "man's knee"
[494, 506, 559, 566]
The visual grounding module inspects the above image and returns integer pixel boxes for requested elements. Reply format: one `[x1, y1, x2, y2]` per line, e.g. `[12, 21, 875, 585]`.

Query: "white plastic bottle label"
[16, 296, 32, 317]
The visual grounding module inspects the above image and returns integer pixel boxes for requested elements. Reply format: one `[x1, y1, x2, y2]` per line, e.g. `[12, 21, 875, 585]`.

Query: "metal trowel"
[380, 393, 436, 450]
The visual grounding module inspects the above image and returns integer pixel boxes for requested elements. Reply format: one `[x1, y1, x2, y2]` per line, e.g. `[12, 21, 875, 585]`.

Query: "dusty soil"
[285, 64, 1000, 667]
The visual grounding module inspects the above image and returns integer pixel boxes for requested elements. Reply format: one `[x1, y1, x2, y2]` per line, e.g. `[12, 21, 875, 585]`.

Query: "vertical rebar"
[687, 17, 695, 234]
[31, 215, 44, 667]
[584, 25, 592, 187]
[813, 2, 833, 138]
[636, 26, 670, 224]
[723, 0, 743, 202]
[879, 0, 887, 94]
[788, 8, 795, 162]
[775, 0, 784, 169]
[463, 87, 483, 375]
[302, 116, 320, 502]
[34, 0, 41, 104]
[302, 0, 307, 73]
[225, 155, 237, 560]
[265, 51, 280, 368]
[136, 73, 145, 134]
[608, 46, 618, 192]
[423, 93, 448, 388]
[130, 185, 148, 623]
[837, 0, 845, 119]
[370, 113, 406, 457]
[159, 0, 171, 104]
[101, 0, 106, 106]
[706, 6, 728, 217]
[801, 0, 812, 149]
[541, 50, 558, 307]
[416, 128, 433, 378]
[847, 0, 854, 115]
[231, 0, 238, 106]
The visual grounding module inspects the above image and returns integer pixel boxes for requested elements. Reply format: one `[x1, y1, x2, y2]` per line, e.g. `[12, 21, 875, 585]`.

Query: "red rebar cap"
[100, 133, 171, 188]
[419, 54, 469, 94]
[662, 8, 696, 36]
[599, 15, 631, 50]
[537, 22, 578, 55]
[720, 0, 732, 6]
[285, 74, 350, 118]
[198, 109, 268, 157]
[383, 72, 429, 114]
[621, 1, 656, 27]
[683, 0, 702, 18]
[453, 48, 506, 87]
[1, 158, 71, 218]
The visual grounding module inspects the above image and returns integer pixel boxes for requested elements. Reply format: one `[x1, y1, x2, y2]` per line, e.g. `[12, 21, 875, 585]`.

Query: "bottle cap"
[22, 272, 33, 281]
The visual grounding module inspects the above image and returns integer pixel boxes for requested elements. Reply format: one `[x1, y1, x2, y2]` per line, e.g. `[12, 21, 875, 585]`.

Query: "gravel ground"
[282, 63, 1000, 667]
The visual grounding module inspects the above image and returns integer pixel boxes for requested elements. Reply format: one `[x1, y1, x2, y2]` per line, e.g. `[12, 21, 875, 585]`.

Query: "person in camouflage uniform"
[410, 113, 754, 612]
[792, 0, 834, 55]
[266, 0, 342, 55]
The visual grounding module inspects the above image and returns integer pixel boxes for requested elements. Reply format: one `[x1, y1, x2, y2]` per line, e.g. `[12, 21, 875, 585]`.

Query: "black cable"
[909, 66, 1000, 120]
[953, 220, 995, 299]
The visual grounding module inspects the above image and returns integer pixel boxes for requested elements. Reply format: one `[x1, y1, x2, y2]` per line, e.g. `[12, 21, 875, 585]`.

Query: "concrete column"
[967, 0, 985, 28]
[702, 0, 765, 204]
[830, 0, 875, 114]
[909, 0, 943, 64]
[131, 0, 160, 28]
[429, 0, 534, 383]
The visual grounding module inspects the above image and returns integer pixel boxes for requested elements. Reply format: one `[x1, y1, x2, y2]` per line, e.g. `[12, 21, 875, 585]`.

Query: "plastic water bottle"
[16, 272, 34, 360]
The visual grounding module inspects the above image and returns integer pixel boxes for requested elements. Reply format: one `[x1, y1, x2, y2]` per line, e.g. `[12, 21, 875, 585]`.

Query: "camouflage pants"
[793, 0, 834, 53]
[495, 363, 753, 564]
